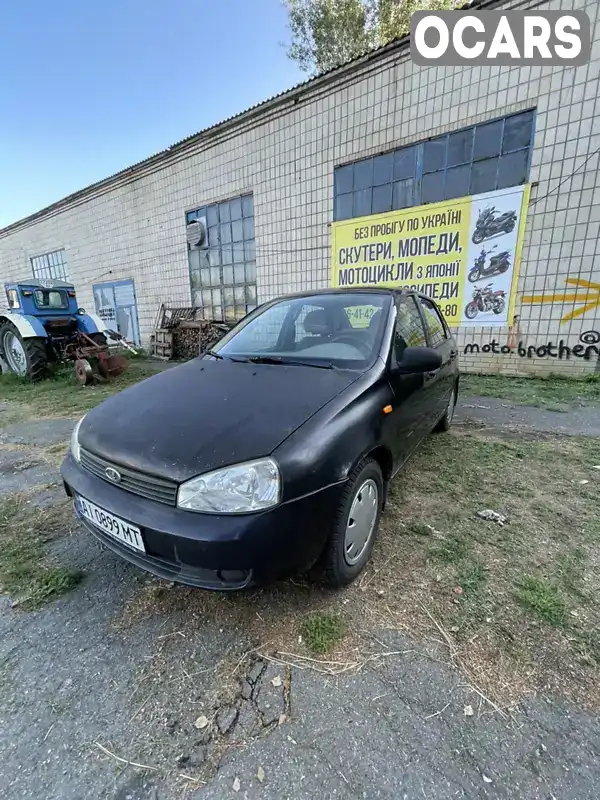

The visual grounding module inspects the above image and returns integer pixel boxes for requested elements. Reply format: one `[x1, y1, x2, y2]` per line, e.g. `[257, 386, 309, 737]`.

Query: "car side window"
[394, 297, 427, 361]
[418, 297, 448, 346]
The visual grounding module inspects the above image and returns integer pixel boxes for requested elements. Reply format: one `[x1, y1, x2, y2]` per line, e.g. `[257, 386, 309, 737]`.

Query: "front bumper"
[61, 454, 345, 590]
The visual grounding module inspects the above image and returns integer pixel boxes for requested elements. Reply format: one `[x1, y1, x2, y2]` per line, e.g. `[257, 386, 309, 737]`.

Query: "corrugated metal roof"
[0, 0, 503, 236]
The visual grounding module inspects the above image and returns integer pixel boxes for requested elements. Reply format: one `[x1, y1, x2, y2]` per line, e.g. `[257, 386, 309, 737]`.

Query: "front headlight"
[177, 458, 280, 514]
[70, 416, 85, 463]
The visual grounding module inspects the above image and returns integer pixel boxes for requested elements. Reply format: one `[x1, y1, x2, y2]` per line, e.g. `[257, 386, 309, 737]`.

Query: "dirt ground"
[0, 368, 600, 799]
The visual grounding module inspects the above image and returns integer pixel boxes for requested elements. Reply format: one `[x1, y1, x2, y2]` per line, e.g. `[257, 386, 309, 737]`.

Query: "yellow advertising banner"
[331, 185, 530, 327]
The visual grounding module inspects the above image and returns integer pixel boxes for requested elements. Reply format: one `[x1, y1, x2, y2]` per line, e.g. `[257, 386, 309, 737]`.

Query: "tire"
[465, 302, 478, 320]
[472, 231, 484, 244]
[0, 321, 47, 381]
[321, 458, 383, 588]
[493, 298, 506, 315]
[468, 269, 480, 283]
[435, 385, 457, 432]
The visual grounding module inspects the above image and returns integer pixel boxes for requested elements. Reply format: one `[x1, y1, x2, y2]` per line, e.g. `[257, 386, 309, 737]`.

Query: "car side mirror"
[393, 346, 442, 374]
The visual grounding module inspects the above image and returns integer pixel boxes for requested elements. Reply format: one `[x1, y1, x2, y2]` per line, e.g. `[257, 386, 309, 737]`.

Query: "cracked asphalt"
[0, 394, 599, 799]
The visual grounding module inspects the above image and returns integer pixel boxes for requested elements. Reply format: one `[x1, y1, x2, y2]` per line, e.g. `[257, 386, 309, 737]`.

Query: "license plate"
[76, 495, 145, 553]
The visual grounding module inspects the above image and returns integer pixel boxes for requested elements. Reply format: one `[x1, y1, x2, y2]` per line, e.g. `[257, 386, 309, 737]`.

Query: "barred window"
[334, 110, 534, 221]
[187, 193, 256, 322]
[31, 249, 68, 282]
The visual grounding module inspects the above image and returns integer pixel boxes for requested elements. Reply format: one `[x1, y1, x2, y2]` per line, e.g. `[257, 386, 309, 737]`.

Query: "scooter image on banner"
[464, 284, 506, 319]
[471, 206, 517, 244]
[468, 245, 511, 282]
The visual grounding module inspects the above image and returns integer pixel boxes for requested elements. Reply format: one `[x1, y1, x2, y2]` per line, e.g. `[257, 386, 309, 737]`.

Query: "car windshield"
[212, 292, 391, 369]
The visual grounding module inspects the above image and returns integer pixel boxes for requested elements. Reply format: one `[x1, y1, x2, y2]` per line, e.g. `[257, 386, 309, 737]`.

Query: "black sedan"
[61, 288, 459, 589]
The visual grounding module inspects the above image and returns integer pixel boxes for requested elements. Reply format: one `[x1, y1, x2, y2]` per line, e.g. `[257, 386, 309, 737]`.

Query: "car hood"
[79, 358, 358, 482]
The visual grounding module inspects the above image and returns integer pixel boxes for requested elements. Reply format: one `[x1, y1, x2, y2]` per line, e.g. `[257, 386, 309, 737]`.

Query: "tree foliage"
[284, 0, 460, 74]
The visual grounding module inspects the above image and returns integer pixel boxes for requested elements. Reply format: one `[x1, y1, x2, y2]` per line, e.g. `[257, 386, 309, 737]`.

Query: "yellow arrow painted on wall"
[521, 278, 600, 323]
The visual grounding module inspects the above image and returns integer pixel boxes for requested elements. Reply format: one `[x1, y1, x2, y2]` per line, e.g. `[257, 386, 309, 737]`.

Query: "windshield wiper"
[205, 350, 249, 363]
[247, 355, 335, 369]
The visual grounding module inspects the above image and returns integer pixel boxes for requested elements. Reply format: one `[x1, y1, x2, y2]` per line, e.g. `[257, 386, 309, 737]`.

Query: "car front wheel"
[321, 458, 383, 588]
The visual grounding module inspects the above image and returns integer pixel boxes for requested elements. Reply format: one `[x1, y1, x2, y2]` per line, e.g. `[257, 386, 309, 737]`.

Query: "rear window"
[33, 289, 68, 310]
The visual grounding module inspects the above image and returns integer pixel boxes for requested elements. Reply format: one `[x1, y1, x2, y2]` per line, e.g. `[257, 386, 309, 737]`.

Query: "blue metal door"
[92, 279, 140, 344]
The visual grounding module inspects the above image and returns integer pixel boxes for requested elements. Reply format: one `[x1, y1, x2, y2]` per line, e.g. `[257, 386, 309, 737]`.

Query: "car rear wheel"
[321, 458, 383, 588]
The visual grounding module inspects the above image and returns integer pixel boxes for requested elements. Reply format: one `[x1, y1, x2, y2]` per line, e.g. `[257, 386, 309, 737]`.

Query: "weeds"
[0, 496, 83, 609]
[409, 522, 433, 537]
[429, 535, 468, 565]
[373, 426, 600, 707]
[556, 548, 587, 598]
[0, 360, 165, 419]
[301, 613, 346, 654]
[456, 560, 487, 597]
[515, 576, 567, 626]
[461, 373, 600, 408]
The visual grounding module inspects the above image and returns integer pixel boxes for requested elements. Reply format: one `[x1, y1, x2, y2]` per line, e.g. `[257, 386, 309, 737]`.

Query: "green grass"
[0, 359, 165, 419]
[301, 613, 346, 654]
[514, 576, 567, 626]
[429, 535, 469, 565]
[456, 560, 487, 597]
[380, 424, 600, 704]
[556, 548, 587, 598]
[0, 496, 83, 610]
[461, 373, 600, 409]
[409, 521, 433, 537]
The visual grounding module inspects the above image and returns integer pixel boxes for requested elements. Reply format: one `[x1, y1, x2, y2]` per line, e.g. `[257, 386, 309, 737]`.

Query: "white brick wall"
[0, 0, 598, 376]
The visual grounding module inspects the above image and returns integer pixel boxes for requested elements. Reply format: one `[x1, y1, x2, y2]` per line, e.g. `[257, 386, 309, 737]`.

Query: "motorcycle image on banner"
[468, 245, 511, 282]
[462, 185, 528, 327]
[471, 206, 517, 244]
[465, 284, 506, 319]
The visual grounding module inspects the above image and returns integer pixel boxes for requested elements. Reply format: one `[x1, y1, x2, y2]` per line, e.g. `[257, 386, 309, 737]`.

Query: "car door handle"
[449, 350, 458, 359]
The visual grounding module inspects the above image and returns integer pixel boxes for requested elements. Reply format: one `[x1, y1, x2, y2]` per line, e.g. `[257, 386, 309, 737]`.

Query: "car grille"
[80, 448, 178, 506]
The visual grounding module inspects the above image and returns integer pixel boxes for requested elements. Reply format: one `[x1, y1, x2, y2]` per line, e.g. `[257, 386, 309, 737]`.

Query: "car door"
[416, 295, 457, 426]
[386, 295, 431, 467]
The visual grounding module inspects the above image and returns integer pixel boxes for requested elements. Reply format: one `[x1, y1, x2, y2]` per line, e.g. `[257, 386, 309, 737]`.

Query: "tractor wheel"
[0, 321, 48, 381]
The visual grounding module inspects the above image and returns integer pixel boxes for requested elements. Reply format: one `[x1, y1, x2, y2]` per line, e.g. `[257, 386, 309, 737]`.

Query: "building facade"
[0, 0, 599, 375]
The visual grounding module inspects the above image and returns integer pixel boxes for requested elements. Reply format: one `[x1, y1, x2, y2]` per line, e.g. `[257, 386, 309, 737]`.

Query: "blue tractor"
[0, 279, 127, 383]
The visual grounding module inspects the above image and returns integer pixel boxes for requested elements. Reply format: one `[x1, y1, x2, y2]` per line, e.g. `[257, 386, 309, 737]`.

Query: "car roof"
[272, 287, 408, 301]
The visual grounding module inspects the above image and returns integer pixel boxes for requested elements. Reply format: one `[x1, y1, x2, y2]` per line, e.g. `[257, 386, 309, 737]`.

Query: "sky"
[0, 0, 304, 228]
